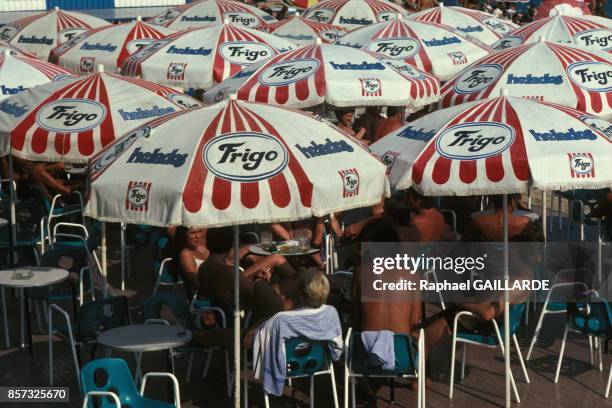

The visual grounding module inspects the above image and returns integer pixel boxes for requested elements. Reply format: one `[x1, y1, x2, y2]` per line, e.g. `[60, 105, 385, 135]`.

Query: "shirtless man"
[374, 106, 403, 142]
[395, 188, 453, 243]
[462, 194, 535, 242]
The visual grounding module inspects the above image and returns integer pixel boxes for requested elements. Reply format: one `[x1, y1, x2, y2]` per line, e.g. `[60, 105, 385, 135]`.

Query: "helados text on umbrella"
[79, 42, 118, 52]
[0, 100, 28, 118]
[528, 128, 598, 141]
[329, 61, 385, 70]
[126, 147, 188, 168]
[180, 15, 216, 22]
[17, 35, 53, 45]
[295, 138, 354, 159]
[166, 46, 212, 56]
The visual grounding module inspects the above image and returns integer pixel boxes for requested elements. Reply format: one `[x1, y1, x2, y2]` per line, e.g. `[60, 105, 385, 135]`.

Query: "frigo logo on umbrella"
[573, 29, 612, 51]
[258, 58, 319, 86]
[152, 9, 180, 25]
[59, 28, 88, 44]
[568, 152, 595, 178]
[219, 42, 274, 65]
[204, 132, 289, 182]
[367, 38, 420, 59]
[480, 17, 512, 35]
[126, 39, 156, 55]
[491, 36, 523, 51]
[125, 181, 151, 212]
[0, 26, 18, 42]
[383, 60, 425, 79]
[435, 122, 515, 160]
[35, 99, 107, 133]
[320, 30, 343, 42]
[453, 64, 503, 94]
[378, 11, 399, 22]
[308, 9, 335, 24]
[223, 12, 259, 28]
[168, 93, 201, 109]
[567, 61, 612, 92]
[90, 127, 151, 178]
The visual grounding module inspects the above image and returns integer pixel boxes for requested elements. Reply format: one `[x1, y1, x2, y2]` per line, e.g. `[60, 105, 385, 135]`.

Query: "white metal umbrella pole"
[120, 222, 126, 291]
[542, 190, 547, 243]
[100, 222, 108, 298]
[503, 194, 511, 408]
[233, 225, 241, 408]
[7, 154, 17, 246]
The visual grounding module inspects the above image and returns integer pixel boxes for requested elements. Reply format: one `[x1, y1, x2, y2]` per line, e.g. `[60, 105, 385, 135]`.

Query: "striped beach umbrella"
[0, 7, 109, 59]
[0, 50, 74, 101]
[492, 15, 612, 53]
[440, 41, 612, 120]
[407, 4, 518, 45]
[203, 42, 440, 109]
[373, 94, 612, 193]
[536, 0, 592, 18]
[148, 0, 277, 30]
[49, 17, 175, 74]
[267, 16, 347, 46]
[0, 69, 202, 164]
[302, 0, 409, 31]
[122, 23, 295, 91]
[335, 18, 491, 81]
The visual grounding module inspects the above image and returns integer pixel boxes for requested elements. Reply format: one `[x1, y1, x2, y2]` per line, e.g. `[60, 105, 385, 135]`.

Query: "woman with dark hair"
[174, 226, 209, 298]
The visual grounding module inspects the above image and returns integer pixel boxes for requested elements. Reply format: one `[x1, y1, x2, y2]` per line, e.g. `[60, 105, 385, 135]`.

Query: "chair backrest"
[568, 297, 612, 338]
[143, 293, 191, 327]
[285, 337, 330, 378]
[496, 303, 526, 338]
[0, 245, 39, 268]
[350, 332, 417, 376]
[76, 297, 129, 342]
[80, 358, 140, 408]
[14, 200, 44, 232]
[40, 246, 89, 274]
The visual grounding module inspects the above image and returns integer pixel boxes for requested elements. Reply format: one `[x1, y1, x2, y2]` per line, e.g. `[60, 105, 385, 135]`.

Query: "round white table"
[0, 218, 8, 228]
[249, 243, 320, 257]
[0, 267, 69, 354]
[97, 324, 192, 353]
[97, 324, 193, 387]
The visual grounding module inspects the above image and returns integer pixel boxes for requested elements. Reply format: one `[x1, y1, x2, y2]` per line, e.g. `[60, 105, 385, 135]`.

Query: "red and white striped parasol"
[335, 18, 491, 81]
[148, 0, 278, 30]
[49, 16, 174, 74]
[440, 41, 612, 120]
[0, 50, 74, 101]
[267, 16, 347, 46]
[0, 7, 109, 59]
[121, 23, 295, 91]
[302, 0, 410, 31]
[492, 15, 612, 53]
[536, 0, 592, 19]
[0, 40, 36, 57]
[203, 42, 440, 109]
[408, 4, 518, 45]
[0, 69, 202, 164]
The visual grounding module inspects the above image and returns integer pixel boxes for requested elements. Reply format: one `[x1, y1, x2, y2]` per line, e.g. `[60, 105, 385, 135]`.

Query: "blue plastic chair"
[264, 337, 339, 408]
[80, 358, 180, 408]
[343, 328, 425, 408]
[555, 295, 612, 397]
[450, 304, 529, 403]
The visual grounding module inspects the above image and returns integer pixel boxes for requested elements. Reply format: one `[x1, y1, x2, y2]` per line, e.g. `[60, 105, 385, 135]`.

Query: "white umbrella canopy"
[267, 16, 348, 46]
[121, 23, 296, 91]
[335, 18, 491, 81]
[0, 40, 36, 57]
[0, 7, 109, 59]
[0, 70, 202, 164]
[377, 95, 612, 195]
[148, 0, 277, 30]
[203, 42, 440, 109]
[492, 15, 612, 53]
[407, 4, 518, 45]
[49, 17, 175, 74]
[302, 0, 410, 31]
[439, 41, 612, 120]
[0, 50, 75, 101]
[85, 98, 389, 227]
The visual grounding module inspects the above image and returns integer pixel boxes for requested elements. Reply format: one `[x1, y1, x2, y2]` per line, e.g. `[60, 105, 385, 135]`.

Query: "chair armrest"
[82, 391, 120, 408]
[158, 258, 173, 277]
[197, 306, 227, 328]
[48, 304, 74, 341]
[140, 372, 180, 407]
[145, 319, 170, 325]
[334, 271, 353, 278]
[452, 311, 477, 337]
[53, 222, 89, 238]
[344, 327, 353, 370]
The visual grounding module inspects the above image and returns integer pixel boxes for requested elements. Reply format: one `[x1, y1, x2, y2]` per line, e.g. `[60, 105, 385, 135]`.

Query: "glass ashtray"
[12, 270, 33, 280]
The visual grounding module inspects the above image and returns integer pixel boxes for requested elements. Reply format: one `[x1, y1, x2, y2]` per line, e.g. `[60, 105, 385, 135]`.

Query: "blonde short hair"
[299, 270, 330, 308]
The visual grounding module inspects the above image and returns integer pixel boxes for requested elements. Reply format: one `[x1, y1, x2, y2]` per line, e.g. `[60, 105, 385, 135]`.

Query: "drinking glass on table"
[260, 231, 273, 245]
